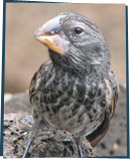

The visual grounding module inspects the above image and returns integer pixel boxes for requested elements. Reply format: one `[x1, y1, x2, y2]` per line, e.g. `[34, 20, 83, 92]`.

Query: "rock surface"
[4, 113, 95, 158]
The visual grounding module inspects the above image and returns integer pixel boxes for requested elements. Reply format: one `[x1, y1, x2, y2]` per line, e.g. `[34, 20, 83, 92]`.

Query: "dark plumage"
[23, 12, 119, 158]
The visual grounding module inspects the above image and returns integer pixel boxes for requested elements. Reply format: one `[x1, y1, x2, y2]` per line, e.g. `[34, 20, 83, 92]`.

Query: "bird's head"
[34, 12, 110, 75]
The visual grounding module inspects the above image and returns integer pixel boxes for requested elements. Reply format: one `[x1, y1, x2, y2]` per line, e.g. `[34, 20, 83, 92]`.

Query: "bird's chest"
[32, 70, 105, 135]
[33, 71, 79, 117]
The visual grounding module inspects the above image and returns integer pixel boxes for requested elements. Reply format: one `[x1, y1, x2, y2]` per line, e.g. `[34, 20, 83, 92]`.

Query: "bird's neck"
[49, 49, 110, 77]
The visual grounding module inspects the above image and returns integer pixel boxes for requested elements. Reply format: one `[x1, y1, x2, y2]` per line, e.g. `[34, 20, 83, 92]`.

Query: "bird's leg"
[22, 120, 41, 158]
[74, 135, 84, 157]
[22, 138, 33, 158]
[78, 144, 83, 157]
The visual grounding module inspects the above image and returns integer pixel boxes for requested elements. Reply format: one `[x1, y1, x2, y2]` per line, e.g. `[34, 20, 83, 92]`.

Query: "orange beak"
[33, 15, 68, 55]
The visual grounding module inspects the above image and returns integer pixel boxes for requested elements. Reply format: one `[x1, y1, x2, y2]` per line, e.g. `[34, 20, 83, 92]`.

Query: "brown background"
[5, 3, 126, 93]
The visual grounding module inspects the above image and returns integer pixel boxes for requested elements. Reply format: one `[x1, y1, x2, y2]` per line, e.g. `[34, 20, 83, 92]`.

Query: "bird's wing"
[86, 71, 119, 147]
[108, 71, 119, 119]
[29, 61, 53, 103]
[29, 71, 39, 103]
[86, 111, 110, 147]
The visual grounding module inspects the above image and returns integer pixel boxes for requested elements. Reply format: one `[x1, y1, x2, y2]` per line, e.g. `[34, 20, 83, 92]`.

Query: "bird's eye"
[74, 27, 83, 34]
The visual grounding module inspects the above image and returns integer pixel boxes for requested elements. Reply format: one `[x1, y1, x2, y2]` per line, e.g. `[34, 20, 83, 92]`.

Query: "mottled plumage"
[23, 12, 119, 158]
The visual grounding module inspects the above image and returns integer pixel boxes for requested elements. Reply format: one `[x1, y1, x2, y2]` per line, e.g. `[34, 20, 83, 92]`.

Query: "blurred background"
[5, 3, 126, 93]
[4, 3, 127, 157]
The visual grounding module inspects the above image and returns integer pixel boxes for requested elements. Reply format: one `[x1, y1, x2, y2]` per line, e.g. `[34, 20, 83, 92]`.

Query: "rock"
[4, 113, 96, 158]
[119, 83, 126, 92]
[4, 92, 32, 114]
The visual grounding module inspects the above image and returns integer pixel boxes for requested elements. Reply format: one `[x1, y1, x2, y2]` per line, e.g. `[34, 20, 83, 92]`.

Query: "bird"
[22, 12, 119, 158]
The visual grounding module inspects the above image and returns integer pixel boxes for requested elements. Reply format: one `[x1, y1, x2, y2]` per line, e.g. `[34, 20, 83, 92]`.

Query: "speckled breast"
[30, 64, 107, 137]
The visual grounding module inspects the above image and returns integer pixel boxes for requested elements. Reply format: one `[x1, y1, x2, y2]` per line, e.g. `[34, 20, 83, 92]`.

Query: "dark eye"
[74, 27, 83, 34]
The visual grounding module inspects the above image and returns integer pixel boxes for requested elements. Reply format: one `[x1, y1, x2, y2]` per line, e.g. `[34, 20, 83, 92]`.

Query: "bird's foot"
[83, 142, 96, 157]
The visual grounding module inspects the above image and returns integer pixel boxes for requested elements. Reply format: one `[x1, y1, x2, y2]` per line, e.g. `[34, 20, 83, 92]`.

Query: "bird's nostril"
[49, 29, 61, 35]
[50, 30, 56, 35]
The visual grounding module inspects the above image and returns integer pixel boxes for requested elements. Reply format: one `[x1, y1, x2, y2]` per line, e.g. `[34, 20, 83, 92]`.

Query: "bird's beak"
[33, 15, 68, 55]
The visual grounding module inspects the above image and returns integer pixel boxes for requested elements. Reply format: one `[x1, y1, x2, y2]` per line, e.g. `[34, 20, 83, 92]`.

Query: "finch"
[23, 12, 119, 158]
